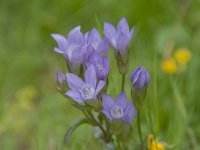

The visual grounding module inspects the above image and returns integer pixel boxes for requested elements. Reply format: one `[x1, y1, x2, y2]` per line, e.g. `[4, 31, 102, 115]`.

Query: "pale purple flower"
[103, 17, 134, 56]
[87, 51, 110, 81]
[86, 28, 109, 57]
[51, 26, 88, 74]
[102, 92, 136, 124]
[56, 69, 67, 92]
[130, 66, 150, 91]
[56, 69, 66, 84]
[65, 65, 105, 103]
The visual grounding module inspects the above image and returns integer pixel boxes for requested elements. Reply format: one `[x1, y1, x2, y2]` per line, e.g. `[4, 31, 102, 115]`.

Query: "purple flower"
[51, 26, 88, 74]
[103, 17, 134, 56]
[56, 69, 66, 84]
[87, 28, 109, 57]
[130, 66, 150, 91]
[102, 92, 136, 124]
[65, 65, 105, 103]
[56, 69, 67, 92]
[130, 66, 150, 108]
[87, 51, 110, 81]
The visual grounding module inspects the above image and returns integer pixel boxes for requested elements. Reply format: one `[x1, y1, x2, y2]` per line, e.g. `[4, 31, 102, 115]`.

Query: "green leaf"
[64, 118, 91, 144]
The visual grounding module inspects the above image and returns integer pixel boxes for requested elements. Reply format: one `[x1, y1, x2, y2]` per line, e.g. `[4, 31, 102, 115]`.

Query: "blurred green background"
[0, 0, 200, 149]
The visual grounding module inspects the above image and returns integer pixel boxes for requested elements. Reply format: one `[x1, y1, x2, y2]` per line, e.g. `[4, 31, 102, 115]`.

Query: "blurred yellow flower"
[15, 85, 38, 111]
[174, 48, 191, 65]
[161, 58, 177, 74]
[148, 134, 165, 150]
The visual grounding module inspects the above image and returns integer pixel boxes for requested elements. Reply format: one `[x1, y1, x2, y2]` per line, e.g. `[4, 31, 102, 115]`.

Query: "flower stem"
[87, 111, 109, 142]
[121, 73, 125, 91]
[137, 110, 143, 149]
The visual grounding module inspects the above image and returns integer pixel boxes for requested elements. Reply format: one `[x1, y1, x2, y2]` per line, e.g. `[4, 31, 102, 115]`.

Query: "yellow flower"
[174, 48, 191, 65]
[15, 85, 38, 111]
[161, 58, 177, 74]
[148, 134, 165, 150]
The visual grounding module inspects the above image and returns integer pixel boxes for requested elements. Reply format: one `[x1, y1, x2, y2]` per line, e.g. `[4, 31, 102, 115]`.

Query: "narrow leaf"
[64, 118, 91, 144]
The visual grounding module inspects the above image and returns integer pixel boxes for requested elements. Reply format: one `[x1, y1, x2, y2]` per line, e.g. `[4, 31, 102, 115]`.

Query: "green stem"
[137, 110, 143, 150]
[87, 111, 109, 142]
[121, 73, 125, 91]
[171, 78, 197, 149]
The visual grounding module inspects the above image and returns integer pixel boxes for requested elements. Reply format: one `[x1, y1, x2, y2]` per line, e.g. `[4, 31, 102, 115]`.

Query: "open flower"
[65, 65, 105, 103]
[87, 28, 109, 57]
[174, 48, 191, 65]
[148, 134, 165, 150]
[161, 58, 177, 74]
[102, 92, 136, 124]
[87, 51, 110, 81]
[51, 26, 88, 74]
[103, 17, 134, 57]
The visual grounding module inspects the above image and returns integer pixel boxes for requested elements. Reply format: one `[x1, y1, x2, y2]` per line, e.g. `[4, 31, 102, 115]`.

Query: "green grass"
[0, 0, 200, 149]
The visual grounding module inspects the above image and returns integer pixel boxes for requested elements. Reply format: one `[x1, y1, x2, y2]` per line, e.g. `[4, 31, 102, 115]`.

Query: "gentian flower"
[87, 51, 110, 81]
[103, 17, 134, 74]
[51, 26, 88, 74]
[87, 28, 109, 57]
[103, 17, 134, 58]
[56, 69, 67, 92]
[102, 92, 136, 124]
[65, 65, 105, 103]
[130, 66, 150, 109]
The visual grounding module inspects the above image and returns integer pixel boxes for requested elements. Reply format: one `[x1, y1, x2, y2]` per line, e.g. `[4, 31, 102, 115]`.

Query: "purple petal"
[56, 69, 65, 83]
[87, 51, 103, 66]
[116, 32, 129, 51]
[88, 28, 101, 49]
[103, 56, 110, 73]
[102, 109, 112, 120]
[67, 26, 84, 45]
[69, 46, 84, 63]
[66, 73, 84, 90]
[96, 39, 109, 57]
[84, 32, 89, 44]
[117, 17, 129, 33]
[51, 34, 68, 53]
[102, 94, 115, 110]
[130, 67, 141, 83]
[65, 90, 84, 103]
[103, 22, 117, 48]
[116, 92, 127, 109]
[123, 103, 136, 124]
[129, 27, 135, 40]
[95, 80, 105, 95]
[85, 65, 97, 87]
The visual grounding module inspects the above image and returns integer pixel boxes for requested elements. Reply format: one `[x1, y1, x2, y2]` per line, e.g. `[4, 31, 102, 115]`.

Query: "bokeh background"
[0, 0, 200, 149]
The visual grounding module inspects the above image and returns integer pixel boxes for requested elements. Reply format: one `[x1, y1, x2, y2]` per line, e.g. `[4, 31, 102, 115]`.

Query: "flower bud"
[130, 66, 150, 109]
[56, 69, 67, 93]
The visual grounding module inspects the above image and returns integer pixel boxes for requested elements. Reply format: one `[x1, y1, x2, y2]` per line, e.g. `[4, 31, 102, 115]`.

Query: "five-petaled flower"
[102, 92, 136, 124]
[103, 17, 134, 58]
[86, 28, 109, 58]
[65, 65, 105, 103]
[51, 26, 88, 74]
[87, 51, 110, 81]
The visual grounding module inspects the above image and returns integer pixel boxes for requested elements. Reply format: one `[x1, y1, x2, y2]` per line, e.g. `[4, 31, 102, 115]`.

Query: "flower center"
[80, 83, 95, 100]
[97, 64, 105, 72]
[110, 105, 124, 119]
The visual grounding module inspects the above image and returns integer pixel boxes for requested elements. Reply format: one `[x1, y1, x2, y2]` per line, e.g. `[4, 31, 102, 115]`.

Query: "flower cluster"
[52, 17, 150, 149]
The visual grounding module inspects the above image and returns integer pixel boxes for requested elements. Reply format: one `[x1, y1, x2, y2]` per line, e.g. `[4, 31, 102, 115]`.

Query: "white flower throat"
[80, 83, 95, 100]
[110, 105, 124, 119]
